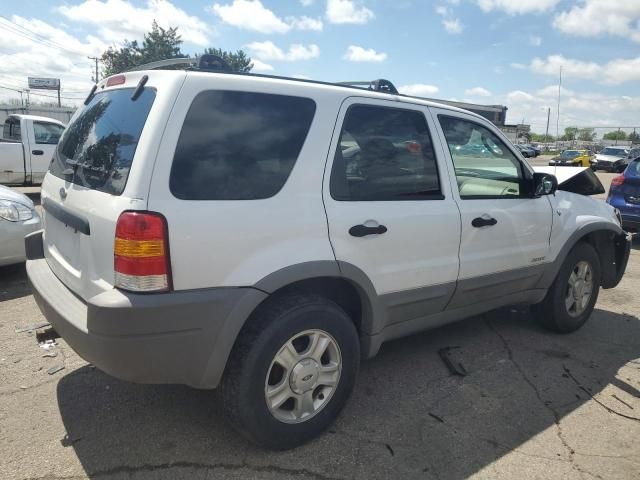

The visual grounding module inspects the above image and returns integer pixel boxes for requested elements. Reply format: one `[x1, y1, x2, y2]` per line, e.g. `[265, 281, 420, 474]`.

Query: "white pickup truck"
[0, 114, 66, 185]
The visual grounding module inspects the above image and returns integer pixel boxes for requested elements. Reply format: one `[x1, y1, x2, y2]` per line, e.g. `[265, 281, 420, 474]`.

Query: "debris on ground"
[36, 327, 59, 344]
[14, 322, 50, 334]
[47, 365, 65, 375]
[428, 412, 445, 423]
[438, 346, 468, 376]
[42, 351, 58, 358]
[39, 339, 57, 351]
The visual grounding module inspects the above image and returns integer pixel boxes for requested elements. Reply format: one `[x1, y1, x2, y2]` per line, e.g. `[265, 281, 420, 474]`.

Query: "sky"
[1, 0, 639, 135]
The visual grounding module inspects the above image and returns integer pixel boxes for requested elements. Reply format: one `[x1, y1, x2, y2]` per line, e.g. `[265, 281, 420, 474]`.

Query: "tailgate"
[40, 71, 184, 301]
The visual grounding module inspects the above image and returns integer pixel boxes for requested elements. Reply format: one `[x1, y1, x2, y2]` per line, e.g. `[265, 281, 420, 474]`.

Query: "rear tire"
[533, 242, 601, 333]
[221, 294, 360, 449]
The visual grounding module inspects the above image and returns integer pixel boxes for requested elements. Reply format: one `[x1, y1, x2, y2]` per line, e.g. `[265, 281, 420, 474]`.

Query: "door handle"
[472, 216, 498, 228]
[349, 224, 388, 237]
[32, 150, 44, 155]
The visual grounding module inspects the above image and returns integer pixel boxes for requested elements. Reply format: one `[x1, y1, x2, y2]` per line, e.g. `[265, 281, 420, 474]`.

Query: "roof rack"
[124, 58, 400, 97]
[336, 79, 399, 94]
[126, 54, 232, 73]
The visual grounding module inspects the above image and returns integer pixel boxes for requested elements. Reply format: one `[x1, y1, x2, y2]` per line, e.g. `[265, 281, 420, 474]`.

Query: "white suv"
[26, 58, 631, 449]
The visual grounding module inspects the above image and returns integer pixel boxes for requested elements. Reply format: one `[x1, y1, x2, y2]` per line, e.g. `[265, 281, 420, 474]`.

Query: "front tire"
[221, 294, 360, 449]
[533, 242, 601, 333]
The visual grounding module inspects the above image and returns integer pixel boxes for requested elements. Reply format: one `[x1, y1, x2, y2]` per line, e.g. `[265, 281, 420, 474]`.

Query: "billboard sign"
[28, 77, 60, 90]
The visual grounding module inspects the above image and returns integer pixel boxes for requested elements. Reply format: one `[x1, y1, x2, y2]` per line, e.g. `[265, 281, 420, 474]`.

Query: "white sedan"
[0, 185, 41, 266]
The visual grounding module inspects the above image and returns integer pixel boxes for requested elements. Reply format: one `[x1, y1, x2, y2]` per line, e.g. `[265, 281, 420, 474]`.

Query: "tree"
[101, 20, 183, 76]
[530, 133, 555, 142]
[560, 127, 578, 141]
[627, 131, 639, 143]
[603, 130, 627, 141]
[577, 128, 596, 141]
[100, 21, 254, 77]
[202, 47, 253, 73]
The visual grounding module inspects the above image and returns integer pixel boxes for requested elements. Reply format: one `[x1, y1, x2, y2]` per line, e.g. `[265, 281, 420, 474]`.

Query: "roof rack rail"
[336, 79, 399, 95]
[126, 54, 232, 73]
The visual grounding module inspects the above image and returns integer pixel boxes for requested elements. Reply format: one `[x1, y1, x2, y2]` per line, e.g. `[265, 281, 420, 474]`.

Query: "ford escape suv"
[26, 57, 631, 449]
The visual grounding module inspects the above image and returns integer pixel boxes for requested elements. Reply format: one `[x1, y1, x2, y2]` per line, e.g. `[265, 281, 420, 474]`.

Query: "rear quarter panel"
[147, 73, 341, 290]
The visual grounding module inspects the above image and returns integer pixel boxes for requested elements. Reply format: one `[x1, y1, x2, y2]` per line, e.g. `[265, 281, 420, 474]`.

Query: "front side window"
[34, 122, 65, 145]
[330, 104, 442, 201]
[439, 115, 527, 199]
[170, 91, 316, 200]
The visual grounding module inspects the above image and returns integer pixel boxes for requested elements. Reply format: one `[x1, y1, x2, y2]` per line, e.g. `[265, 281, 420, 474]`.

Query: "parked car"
[521, 144, 541, 156]
[0, 114, 66, 185]
[26, 61, 631, 450]
[0, 184, 41, 266]
[591, 146, 630, 172]
[515, 144, 534, 157]
[607, 150, 640, 231]
[548, 149, 591, 167]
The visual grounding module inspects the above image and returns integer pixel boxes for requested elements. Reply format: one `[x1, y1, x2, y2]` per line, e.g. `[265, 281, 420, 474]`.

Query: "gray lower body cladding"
[26, 257, 266, 389]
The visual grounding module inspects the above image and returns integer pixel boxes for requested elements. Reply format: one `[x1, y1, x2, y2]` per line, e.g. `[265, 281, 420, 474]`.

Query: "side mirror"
[533, 172, 558, 197]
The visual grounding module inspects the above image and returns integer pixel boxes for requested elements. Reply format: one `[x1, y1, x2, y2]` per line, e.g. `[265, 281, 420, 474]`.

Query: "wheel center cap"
[289, 358, 319, 394]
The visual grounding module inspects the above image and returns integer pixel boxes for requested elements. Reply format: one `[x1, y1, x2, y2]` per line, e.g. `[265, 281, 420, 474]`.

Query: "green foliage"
[577, 128, 596, 141]
[627, 131, 639, 143]
[202, 47, 253, 73]
[603, 130, 627, 140]
[530, 133, 555, 142]
[100, 21, 253, 77]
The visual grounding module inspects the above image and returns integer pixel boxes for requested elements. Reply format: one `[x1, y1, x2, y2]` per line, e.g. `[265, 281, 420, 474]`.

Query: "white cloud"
[211, 0, 324, 33]
[246, 41, 320, 61]
[517, 54, 640, 84]
[507, 90, 534, 102]
[300, 0, 314, 5]
[287, 16, 323, 31]
[343, 45, 386, 62]
[211, 0, 290, 33]
[435, 5, 463, 34]
[398, 84, 440, 97]
[251, 59, 274, 71]
[58, 0, 211, 45]
[465, 87, 492, 97]
[553, 0, 640, 43]
[476, 0, 560, 15]
[529, 35, 542, 46]
[443, 18, 463, 34]
[536, 85, 574, 97]
[326, 0, 374, 24]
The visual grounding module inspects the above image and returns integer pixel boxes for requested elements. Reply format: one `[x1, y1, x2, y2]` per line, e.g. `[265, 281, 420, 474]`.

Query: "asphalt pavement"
[1, 168, 639, 480]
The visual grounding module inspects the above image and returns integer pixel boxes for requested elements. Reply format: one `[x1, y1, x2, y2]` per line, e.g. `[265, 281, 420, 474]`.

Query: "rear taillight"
[611, 175, 625, 187]
[114, 211, 172, 292]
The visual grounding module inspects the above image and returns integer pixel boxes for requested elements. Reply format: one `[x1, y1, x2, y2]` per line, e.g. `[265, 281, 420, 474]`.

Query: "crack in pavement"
[22, 459, 346, 480]
[485, 319, 605, 480]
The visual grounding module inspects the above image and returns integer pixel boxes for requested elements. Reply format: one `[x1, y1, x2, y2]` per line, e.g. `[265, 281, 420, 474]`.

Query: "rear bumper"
[26, 236, 267, 388]
[621, 214, 640, 232]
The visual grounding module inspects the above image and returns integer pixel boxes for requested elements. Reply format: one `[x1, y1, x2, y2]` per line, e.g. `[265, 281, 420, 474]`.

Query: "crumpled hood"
[595, 154, 625, 162]
[0, 184, 35, 208]
[532, 166, 605, 196]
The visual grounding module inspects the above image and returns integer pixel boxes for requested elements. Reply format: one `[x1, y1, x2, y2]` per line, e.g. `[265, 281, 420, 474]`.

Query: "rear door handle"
[349, 224, 388, 237]
[472, 216, 497, 228]
[32, 150, 44, 155]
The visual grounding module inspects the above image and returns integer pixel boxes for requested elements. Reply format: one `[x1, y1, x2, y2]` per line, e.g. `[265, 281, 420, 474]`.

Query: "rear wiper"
[131, 75, 148, 101]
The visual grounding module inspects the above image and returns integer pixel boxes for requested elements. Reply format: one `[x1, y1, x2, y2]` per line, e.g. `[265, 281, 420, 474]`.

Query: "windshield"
[601, 147, 626, 156]
[561, 150, 581, 159]
[49, 88, 156, 195]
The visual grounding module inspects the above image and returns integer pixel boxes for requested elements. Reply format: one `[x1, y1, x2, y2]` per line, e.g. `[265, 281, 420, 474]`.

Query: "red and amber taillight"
[611, 175, 625, 187]
[114, 211, 172, 292]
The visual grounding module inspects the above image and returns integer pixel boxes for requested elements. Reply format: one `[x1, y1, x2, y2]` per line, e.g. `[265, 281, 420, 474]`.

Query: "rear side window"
[34, 122, 65, 145]
[3, 118, 21, 141]
[170, 91, 316, 200]
[49, 88, 156, 195]
[330, 104, 442, 201]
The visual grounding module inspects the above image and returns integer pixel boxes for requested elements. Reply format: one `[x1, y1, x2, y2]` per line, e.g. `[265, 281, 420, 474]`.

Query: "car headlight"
[0, 199, 34, 222]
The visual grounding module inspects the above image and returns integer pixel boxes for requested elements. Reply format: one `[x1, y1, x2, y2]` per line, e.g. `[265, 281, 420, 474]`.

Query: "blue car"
[607, 147, 640, 231]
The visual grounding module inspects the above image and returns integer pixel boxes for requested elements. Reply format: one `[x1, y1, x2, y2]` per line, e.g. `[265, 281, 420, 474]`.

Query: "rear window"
[170, 90, 316, 200]
[49, 88, 156, 195]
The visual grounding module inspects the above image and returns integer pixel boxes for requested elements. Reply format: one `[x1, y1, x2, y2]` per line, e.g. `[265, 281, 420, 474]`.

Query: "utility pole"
[544, 107, 550, 142]
[88, 56, 99, 83]
[555, 66, 562, 149]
